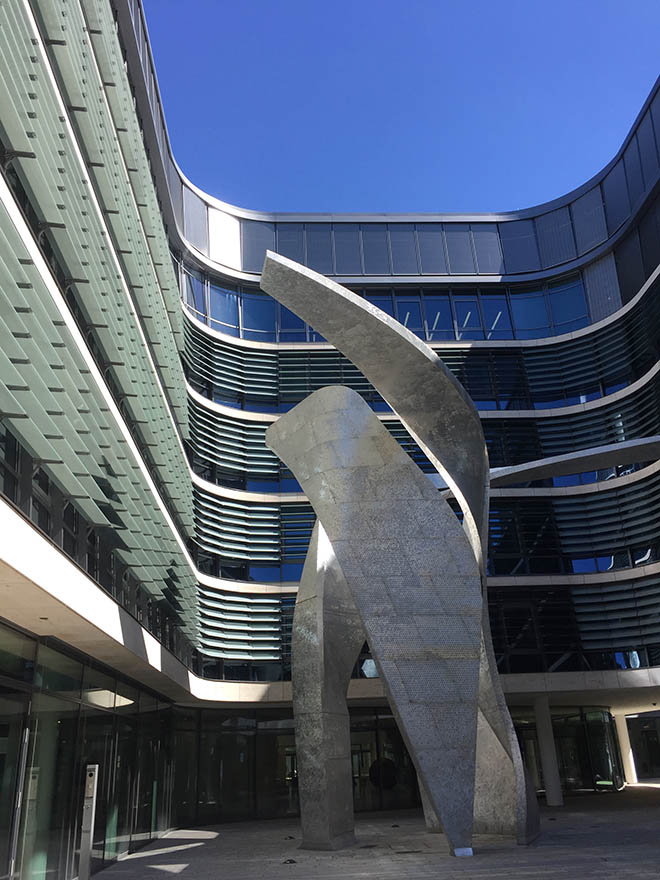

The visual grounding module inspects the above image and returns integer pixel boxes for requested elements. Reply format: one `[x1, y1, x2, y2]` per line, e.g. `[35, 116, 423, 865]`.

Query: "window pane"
[444, 224, 475, 274]
[183, 187, 209, 255]
[510, 291, 550, 338]
[241, 293, 277, 340]
[361, 225, 390, 274]
[602, 160, 630, 234]
[499, 220, 541, 273]
[209, 283, 239, 335]
[0, 621, 34, 682]
[389, 224, 418, 274]
[182, 268, 206, 316]
[471, 224, 504, 273]
[423, 294, 453, 340]
[535, 207, 576, 267]
[454, 295, 483, 340]
[241, 221, 275, 273]
[395, 296, 423, 336]
[279, 305, 306, 342]
[334, 224, 361, 274]
[276, 224, 304, 263]
[365, 293, 394, 317]
[417, 224, 447, 274]
[305, 224, 333, 273]
[481, 295, 512, 339]
[548, 278, 588, 328]
[280, 305, 305, 330]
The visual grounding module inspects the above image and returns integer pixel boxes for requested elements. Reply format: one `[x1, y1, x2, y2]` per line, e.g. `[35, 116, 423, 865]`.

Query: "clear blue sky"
[142, 0, 660, 214]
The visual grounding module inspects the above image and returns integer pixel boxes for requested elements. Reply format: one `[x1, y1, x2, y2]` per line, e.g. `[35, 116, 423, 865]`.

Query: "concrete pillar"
[613, 714, 638, 785]
[533, 696, 563, 806]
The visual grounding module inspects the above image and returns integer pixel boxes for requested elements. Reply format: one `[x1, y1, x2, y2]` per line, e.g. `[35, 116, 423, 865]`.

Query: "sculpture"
[261, 251, 539, 853]
[267, 385, 483, 856]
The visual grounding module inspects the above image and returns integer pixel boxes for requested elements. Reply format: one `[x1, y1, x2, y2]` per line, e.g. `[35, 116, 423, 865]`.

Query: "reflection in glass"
[510, 291, 550, 338]
[417, 224, 447, 274]
[395, 296, 424, 336]
[182, 269, 206, 316]
[481, 295, 512, 339]
[276, 224, 304, 264]
[548, 279, 588, 332]
[305, 224, 332, 274]
[333, 224, 361, 274]
[389, 224, 418, 274]
[241, 294, 277, 341]
[454, 295, 483, 340]
[361, 225, 389, 274]
[209, 284, 239, 336]
[0, 686, 29, 877]
[424, 294, 453, 340]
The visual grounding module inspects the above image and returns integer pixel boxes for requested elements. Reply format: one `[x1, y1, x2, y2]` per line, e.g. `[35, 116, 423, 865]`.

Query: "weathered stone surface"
[267, 386, 482, 855]
[293, 521, 365, 850]
[261, 251, 539, 845]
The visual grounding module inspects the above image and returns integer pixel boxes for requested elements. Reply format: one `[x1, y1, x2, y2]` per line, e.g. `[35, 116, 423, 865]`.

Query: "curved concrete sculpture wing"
[261, 251, 488, 565]
[267, 385, 483, 856]
[292, 520, 365, 850]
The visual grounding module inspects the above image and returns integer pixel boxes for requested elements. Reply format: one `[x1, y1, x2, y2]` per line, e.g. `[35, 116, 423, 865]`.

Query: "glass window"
[82, 665, 116, 710]
[423, 294, 453, 340]
[279, 305, 306, 342]
[209, 283, 239, 336]
[471, 224, 504, 273]
[480, 295, 512, 339]
[35, 644, 83, 698]
[276, 224, 304, 264]
[637, 111, 659, 186]
[535, 207, 577, 267]
[602, 160, 630, 234]
[571, 557, 597, 573]
[333, 224, 361, 274]
[453, 294, 483, 340]
[0, 621, 35, 682]
[241, 221, 275, 273]
[361, 224, 390, 274]
[417, 224, 447, 274]
[571, 187, 608, 255]
[510, 291, 550, 338]
[624, 140, 645, 207]
[365, 293, 394, 317]
[444, 224, 475, 274]
[182, 268, 206, 317]
[183, 187, 209, 255]
[395, 295, 424, 336]
[389, 224, 418, 274]
[241, 293, 277, 341]
[305, 224, 333, 273]
[499, 220, 541, 273]
[548, 278, 588, 331]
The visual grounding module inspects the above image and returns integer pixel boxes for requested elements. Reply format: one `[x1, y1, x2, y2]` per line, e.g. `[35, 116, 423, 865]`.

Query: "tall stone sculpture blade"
[261, 251, 539, 845]
[293, 520, 365, 849]
[266, 385, 483, 856]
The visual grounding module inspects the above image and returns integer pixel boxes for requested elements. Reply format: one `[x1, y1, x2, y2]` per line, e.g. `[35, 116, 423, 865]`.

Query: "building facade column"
[533, 695, 563, 806]
[613, 713, 638, 784]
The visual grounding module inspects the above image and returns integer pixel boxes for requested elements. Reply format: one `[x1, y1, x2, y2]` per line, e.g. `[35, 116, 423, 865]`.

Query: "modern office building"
[1, 1, 660, 877]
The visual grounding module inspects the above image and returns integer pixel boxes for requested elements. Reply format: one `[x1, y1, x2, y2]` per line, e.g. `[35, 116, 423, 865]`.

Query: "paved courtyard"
[99, 785, 660, 880]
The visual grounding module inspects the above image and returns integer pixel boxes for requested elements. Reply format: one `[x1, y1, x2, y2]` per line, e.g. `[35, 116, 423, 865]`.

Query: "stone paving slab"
[98, 786, 660, 880]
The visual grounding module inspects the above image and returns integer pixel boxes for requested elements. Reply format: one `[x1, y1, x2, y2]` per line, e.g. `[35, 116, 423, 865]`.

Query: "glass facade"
[181, 262, 590, 343]
[512, 707, 624, 792]
[0, 612, 631, 880]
